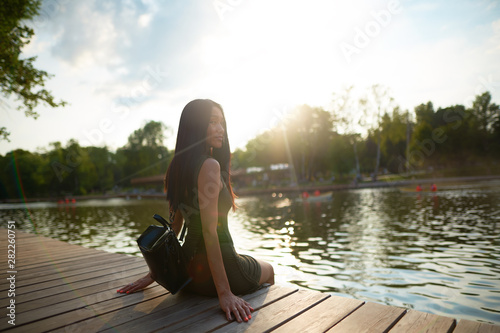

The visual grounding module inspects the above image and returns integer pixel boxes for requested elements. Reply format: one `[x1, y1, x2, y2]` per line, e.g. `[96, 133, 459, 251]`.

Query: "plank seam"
[447, 319, 457, 333]
[323, 300, 366, 332]
[382, 308, 408, 333]
[264, 294, 332, 333]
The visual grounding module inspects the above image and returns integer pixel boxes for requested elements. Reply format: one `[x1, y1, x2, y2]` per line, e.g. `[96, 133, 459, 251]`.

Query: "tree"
[329, 132, 355, 178]
[378, 107, 409, 173]
[331, 86, 363, 180]
[471, 92, 499, 134]
[0, 149, 44, 198]
[116, 121, 170, 185]
[469, 92, 499, 154]
[127, 121, 167, 149]
[86, 146, 115, 193]
[361, 85, 396, 181]
[0, 0, 67, 141]
[283, 105, 332, 181]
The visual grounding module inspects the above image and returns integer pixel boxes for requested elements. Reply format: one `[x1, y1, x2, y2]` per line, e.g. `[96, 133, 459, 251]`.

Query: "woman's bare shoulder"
[199, 157, 220, 178]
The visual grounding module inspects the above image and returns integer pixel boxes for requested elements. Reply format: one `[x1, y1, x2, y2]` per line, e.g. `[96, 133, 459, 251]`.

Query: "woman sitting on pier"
[118, 99, 275, 323]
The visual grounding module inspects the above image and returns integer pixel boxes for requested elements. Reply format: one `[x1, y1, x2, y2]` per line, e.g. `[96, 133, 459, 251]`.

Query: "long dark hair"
[165, 99, 236, 214]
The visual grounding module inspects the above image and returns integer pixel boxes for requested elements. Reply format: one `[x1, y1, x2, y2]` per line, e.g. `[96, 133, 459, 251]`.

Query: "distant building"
[130, 163, 292, 190]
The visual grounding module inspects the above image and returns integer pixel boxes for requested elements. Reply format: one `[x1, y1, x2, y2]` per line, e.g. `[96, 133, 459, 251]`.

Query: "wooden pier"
[1, 229, 499, 332]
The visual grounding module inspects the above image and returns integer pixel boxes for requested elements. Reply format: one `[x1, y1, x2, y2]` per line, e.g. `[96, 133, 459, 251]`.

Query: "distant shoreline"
[2, 174, 500, 204]
[234, 174, 500, 196]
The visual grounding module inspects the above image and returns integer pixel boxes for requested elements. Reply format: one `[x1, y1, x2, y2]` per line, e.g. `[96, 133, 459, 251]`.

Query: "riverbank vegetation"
[1, 89, 499, 200]
[232, 89, 500, 185]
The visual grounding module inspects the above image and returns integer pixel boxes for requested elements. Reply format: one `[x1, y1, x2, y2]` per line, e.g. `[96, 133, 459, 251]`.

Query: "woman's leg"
[257, 259, 275, 285]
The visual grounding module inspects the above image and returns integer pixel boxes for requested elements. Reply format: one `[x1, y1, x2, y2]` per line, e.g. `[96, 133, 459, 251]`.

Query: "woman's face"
[206, 106, 225, 149]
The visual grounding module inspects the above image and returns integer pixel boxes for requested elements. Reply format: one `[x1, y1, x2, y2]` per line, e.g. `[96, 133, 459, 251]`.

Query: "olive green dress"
[181, 156, 261, 296]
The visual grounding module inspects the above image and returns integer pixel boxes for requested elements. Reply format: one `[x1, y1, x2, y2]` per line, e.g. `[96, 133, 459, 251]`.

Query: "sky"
[1, 0, 500, 155]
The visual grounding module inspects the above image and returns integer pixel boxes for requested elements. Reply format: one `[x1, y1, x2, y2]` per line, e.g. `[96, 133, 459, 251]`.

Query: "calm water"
[1, 181, 499, 325]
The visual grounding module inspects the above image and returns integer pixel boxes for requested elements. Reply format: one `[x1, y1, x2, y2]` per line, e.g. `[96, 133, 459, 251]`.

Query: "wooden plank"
[14, 242, 97, 257]
[1, 264, 149, 316]
[8, 260, 147, 297]
[1, 255, 141, 288]
[212, 289, 330, 333]
[0, 259, 142, 301]
[0, 230, 36, 239]
[15, 271, 147, 313]
[454, 319, 500, 333]
[11, 246, 93, 261]
[389, 309, 456, 333]
[2, 236, 76, 249]
[0, 251, 122, 280]
[0, 256, 141, 289]
[326, 302, 406, 333]
[0, 247, 100, 270]
[3, 249, 112, 269]
[10, 265, 148, 307]
[55, 289, 220, 333]
[7, 231, 38, 238]
[6, 234, 71, 244]
[130, 285, 298, 333]
[4, 284, 163, 328]
[0, 252, 122, 283]
[272, 295, 365, 333]
[4, 285, 169, 332]
[0, 249, 124, 274]
[0, 261, 148, 305]
[12, 247, 95, 258]
[1, 238, 63, 250]
[0, 231, 40, 242]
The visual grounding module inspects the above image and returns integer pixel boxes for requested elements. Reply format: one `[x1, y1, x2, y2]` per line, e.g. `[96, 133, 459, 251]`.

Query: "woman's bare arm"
[198, 158, 253, 323]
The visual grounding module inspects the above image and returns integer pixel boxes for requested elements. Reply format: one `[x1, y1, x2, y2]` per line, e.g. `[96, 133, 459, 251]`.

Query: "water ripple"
[1, 183, 499, 324]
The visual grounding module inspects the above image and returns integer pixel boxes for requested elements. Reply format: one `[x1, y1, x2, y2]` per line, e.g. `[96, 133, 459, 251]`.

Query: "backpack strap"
[179, 223, 187, 242]
[170, 208, 188, 242]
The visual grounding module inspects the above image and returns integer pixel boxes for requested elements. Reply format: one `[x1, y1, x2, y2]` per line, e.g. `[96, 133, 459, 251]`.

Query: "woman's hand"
[219, 291, 254, 322]
[116, 272, 154, 294]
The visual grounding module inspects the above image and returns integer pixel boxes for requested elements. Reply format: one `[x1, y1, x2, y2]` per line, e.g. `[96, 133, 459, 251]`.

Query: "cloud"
[489, 19, 500, 53]
[29, 1, 222, 109]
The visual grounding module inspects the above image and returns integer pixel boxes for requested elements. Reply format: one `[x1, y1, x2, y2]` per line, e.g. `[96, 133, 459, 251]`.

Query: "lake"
[1, 180, 499, 325]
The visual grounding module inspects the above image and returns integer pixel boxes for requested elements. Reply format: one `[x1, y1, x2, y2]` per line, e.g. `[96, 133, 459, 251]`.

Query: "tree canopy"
[233, 90, 500, 184]
[0, 120, 169, 199]
[0, 0, 67, 141]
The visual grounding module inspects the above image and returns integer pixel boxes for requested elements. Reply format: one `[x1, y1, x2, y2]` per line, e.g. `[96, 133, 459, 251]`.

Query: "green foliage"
[329, 133, 354, 177]
[0, 0, 67, 141]
[1, 91, 499, 200]
[235, 90, 500, 183]
[409, 93, 500, 170]
[126, 121, 166, 148]
[0, 149, 44, 198]
[0, 120, 170, 199]
[116, 121, 170, 184]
